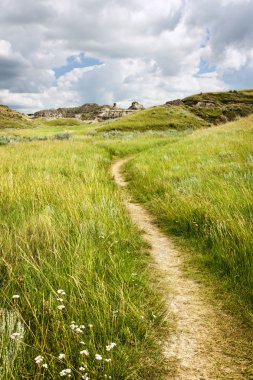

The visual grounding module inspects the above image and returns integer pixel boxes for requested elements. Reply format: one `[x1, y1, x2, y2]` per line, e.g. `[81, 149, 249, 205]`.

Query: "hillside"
[98, 89, 253, 132]
[180, 89, 253, 124]
[0, 105, 33, 129]
[98, 105, 209, 132]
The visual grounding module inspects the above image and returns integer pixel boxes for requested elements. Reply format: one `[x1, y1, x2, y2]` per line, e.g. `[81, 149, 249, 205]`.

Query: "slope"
[0, 105, 33, 129]
[181, 89, 253, 124]
[97, 105, 209, 132]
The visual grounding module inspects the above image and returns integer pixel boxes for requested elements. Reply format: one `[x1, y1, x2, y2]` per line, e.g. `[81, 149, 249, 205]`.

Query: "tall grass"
[0, 141, 168, 379]
[125, 116, 253, 310]
[95, 130, 183, 157]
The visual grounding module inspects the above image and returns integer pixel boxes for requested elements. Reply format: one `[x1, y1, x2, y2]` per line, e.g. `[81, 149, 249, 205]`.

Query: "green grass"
[98, 105, 209, 132]
[0, 141, 169, 379]
[124, 115, 253, 317]
[95, 130, 183, 156]
[183, 89, 253, 105]
[0, 119, 99, 141]
[37, 118, 88, 127]
[1, 90, 253, 377]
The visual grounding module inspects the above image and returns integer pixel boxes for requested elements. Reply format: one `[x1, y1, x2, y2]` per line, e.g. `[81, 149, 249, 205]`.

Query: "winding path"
[111, 157, 251, 380]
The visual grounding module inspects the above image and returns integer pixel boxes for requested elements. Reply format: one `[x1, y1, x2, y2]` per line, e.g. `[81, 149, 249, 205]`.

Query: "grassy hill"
[98, 105, 209, 132]
[2, 88, 253, 133]
[182, 89, 253, 124]
[0, 105, 34, 129]
[98, 89, 253, 132]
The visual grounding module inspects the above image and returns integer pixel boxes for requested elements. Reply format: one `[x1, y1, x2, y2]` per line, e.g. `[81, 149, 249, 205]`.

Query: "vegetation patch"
[39, 118, 88, 127]
[98, 105, 208, 132]
[0, 105, 34, 129]
[0, 141, 168, 379]
[124, 115, 253, 317]
[182, 90, 253, 124]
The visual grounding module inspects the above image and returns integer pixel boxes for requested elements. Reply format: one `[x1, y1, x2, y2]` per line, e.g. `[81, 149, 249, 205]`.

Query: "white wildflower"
[58, 353, 65, 359]
[79, 366, 86, 371]
[95, 354, 103, 361]
[34, 355, 44, 364]
[80, 349, 89, 356]
[80, 341, 86, 345]
[57, 289, 66, 296]
[104, 358, 112, 362]
[42, 363, 48, 369]
[70, 323, 77, 330]
[57, 298, 64, 302]
[106, 343, 116, 351]
[60, 368, 71, 377]
[80, 325, 85, 329]
[57, 305, 65, 310]
[88, 324, 93, 328]
[10, 332, 21, 340]
[12, 294, 20, 299]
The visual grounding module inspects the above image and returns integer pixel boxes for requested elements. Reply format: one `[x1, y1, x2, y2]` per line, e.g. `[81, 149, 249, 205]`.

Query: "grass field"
[0, 140, 169, 379]
[124, 116, 253, 317]
[1, 90, 253, 377]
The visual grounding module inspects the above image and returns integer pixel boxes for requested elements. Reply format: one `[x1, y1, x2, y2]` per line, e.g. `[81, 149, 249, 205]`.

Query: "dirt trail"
[111, 158, 252, 380]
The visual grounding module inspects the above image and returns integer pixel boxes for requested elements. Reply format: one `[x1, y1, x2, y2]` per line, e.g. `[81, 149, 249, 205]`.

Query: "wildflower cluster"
[12, 294, 20, 300]
[60, 368, 71, 377]
[10, 332, 21, 340]
[57, 289, 66, 310]
[106, 342, 116, 351]
[9, 288, 117, 379]
[70, 321, 85, 334]
[34, 355, 48, 369]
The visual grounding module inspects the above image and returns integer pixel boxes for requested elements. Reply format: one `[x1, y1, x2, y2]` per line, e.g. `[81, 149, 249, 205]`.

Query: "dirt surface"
[111, 158, 253, 380]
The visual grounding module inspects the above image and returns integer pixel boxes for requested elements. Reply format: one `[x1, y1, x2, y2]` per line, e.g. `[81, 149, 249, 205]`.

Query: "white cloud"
[220, 47, 247, 71]
[0, 0, 251, 112]
[0, 40, 12, 56]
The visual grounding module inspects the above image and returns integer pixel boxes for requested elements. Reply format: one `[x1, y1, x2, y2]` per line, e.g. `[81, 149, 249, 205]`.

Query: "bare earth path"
[111, 158, 252, 380]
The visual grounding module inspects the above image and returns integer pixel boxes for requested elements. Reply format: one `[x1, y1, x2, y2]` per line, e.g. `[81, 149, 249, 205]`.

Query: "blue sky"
[0, 0, 252, 112]
[54, 54, 103, 79]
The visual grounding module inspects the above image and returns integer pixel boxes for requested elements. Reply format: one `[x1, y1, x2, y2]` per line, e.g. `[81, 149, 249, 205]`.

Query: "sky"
[0, 0, 253, 113]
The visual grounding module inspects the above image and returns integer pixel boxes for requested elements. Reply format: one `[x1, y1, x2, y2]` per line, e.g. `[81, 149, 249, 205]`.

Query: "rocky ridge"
[166, 90, 253, 124]
[31, 101, 144, 121]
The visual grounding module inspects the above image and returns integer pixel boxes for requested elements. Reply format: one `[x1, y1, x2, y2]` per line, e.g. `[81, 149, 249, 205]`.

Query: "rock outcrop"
[165, 99, 184, 107]
[165, 90, 253, 125]
[32, 101, 144, 121]
[128, 101, 144, 110]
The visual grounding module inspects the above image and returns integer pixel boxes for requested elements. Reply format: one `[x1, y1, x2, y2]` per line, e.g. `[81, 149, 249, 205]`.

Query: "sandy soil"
[111, 158, 252, 380]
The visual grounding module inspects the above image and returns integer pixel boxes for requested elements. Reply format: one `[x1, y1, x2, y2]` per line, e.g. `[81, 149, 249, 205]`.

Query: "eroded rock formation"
[32, 101, 144, 121]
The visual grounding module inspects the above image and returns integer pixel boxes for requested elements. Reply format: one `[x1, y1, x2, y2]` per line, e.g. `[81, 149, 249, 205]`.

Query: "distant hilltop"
[29, 101, 144, 121]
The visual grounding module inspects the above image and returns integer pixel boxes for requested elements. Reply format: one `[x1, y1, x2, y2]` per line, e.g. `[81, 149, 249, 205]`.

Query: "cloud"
[0, 0, 251, 112]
